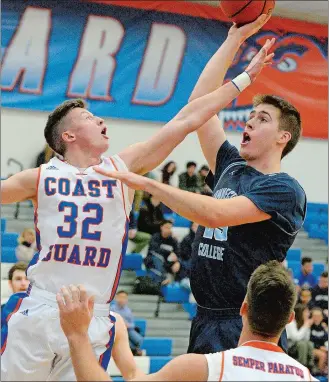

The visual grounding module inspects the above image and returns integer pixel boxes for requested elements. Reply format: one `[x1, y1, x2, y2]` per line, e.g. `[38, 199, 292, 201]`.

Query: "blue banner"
[1, 0, 328, 138]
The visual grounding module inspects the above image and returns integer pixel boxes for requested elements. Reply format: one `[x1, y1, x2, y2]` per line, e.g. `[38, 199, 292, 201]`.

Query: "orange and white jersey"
[205, 341, 318, 381]
[27, 154, 131, 304]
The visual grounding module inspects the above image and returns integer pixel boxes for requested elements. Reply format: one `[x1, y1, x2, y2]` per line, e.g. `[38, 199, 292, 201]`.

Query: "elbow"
[206, 212, 226, 228]
[205, 215, 221, 229]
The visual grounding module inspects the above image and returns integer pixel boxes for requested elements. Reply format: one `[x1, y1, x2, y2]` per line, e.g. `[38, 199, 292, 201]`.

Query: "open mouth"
[101, 127, 109, 139]
[241, 132, 251, 145]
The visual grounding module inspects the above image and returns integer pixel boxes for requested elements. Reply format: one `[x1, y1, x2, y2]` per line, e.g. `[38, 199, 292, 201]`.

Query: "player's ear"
[8, 280, 13, 292]
[288, 310, 295, 324]
[277, 130, 291, 145]
[240, 300, 248, 317]
[62, 130, 76, 143]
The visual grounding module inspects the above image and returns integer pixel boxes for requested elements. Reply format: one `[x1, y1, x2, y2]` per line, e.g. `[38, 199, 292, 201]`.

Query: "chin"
[240, 150, 256, 161]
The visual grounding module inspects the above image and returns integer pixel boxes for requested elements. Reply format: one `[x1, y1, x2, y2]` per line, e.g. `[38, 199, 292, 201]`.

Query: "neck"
[238, 325, 280, 347]
[246, 150, 282, 174]
[63, 148, 102, 169]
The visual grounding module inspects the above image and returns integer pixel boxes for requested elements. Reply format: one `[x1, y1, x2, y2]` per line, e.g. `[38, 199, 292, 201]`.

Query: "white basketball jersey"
[205, 341, 318, 381]
[27, 155, 131, 303]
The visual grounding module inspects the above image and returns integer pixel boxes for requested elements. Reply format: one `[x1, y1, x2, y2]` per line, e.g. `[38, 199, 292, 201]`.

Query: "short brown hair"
[246, 260, 297, 338]
[253, 95, 301, 159]
[44, 99, 86, 156]
[8, 262, 28, 281]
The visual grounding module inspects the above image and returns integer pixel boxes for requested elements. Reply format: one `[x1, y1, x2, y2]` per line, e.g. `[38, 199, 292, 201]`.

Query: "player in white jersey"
[57, 261, 318, 381]
[1, 16, 271, 381]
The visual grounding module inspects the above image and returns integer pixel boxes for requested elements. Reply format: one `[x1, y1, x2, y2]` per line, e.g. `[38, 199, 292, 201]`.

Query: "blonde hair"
[18, 228, 35, 244]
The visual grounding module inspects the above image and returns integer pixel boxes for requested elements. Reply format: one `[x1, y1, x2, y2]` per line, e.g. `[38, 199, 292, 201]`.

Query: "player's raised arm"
[189, 13, 271, 172]
[1, 168, 38, 204]
[131, 353, 208, 382]
[119, 38, 274, 176]
[93, 170, 271, 228]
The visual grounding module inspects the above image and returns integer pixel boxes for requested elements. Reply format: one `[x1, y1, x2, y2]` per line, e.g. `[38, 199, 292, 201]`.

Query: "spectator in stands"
[35, 144, 54, 167]
[128, 210, 151, 254]
[297, 257, 317, 288]
[310, 307, 328, 375]
[111, 291, 144, 356]
[299, 287, 314, 309]
[286, 303, 314, 370]
[2, 263, 30, 327]
[133, 171, 157, 212]
[8, 262, 29, 294]
[197, 165, 212, 195]
[177, 222, 198, 293]
[144, 220, 180, 285]
[15, 228, 37, 263]
[2, 262, 29, 304]
[161, 161, 177, 185]
[311, 271, 328, 317]
[178, 161, 199, 193]
[137, 194, 164, 235]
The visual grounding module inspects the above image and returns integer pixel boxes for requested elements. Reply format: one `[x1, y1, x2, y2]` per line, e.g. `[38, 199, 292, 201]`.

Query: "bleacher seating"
[122, 253, 143, 271]
[149, 356, 173, 373]
[286, 248, 301, 262]
[134, 318, 147, 337]
[142, 338, 172, 356]
[1, 218, 6, 233]
[1, 232, 19, 247]
[1, 247, 17, 263]
[303, 203, 328, 243]
[162, 283, 189, 303]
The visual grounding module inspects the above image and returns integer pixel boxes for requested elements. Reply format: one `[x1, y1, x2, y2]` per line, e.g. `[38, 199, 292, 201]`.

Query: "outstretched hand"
[228, 12, 272, 43]
[245, 38, 275, 81]
[56, 284, 94, 339]
[94, 167, 149, 191]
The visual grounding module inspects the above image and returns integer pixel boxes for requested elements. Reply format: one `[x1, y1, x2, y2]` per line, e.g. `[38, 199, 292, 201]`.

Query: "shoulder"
[250, 172, 306, 197]
[204, 351, 225, 381]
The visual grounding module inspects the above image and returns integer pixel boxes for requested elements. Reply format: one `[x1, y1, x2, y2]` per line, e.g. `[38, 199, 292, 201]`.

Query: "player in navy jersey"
[96, 17, 306, 355]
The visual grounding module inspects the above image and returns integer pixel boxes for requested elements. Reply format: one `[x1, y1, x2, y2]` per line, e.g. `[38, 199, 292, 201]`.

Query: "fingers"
[265, 53, 275, 63]
[56, 293, 65, 310]
[93, 167, 121, 180]
[69, 284, 80, 304]
[78, 284, 88, 304]
[60, 286, 72, 309]
[88, 296, 95, 314]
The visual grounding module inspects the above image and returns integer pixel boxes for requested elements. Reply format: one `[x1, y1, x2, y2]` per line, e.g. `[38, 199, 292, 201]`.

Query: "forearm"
[142, 179, 220, 228]
[189, 36, 241, 101]
[67, 334, 111, 381]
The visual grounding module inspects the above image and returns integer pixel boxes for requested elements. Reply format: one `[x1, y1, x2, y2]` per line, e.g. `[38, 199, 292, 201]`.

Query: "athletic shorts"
[187, 306, 288, 354]
[1, 284, 115, 381]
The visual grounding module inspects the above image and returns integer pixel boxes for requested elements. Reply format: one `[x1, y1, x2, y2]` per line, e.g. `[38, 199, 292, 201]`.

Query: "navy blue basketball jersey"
[191, 141, 306, 310]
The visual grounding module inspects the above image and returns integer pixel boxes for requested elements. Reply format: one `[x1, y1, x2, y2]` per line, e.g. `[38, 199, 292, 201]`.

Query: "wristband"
[231, 71, 252, 92]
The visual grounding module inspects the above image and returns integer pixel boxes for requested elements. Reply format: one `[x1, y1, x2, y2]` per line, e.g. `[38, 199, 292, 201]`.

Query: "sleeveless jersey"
[27, 155, 131, 304]
[205, 340, 317, 381]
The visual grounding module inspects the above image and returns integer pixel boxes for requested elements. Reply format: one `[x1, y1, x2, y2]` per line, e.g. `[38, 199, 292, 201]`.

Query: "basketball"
[220, 0, 275, 26]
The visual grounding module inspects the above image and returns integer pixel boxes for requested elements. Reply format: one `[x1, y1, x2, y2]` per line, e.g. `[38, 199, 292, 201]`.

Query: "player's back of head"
[253, 95, 301, 158]
[44, 99, 86, 156]
[246, 260, 297, 338]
